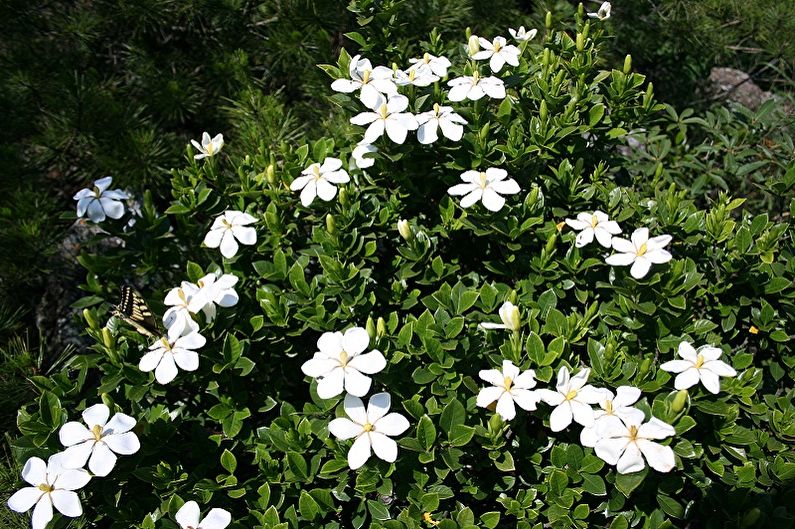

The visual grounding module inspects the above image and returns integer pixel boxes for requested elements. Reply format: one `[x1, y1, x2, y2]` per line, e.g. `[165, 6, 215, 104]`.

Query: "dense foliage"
[2, 2, 794, 529]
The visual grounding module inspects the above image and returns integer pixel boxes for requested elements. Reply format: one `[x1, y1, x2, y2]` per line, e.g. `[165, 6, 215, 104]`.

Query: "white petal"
[175, 332, 205, 349]
[232, 226, 257, 246]
[417, 121, 438, 144]
[203, 228, 224, 249]
[103, 432, 140, 455]
[489, 53, 505, 72]
[375, 413, 410, 436]
[549, 403, 573, 432]
[7, 488, 44, 512]
[659, 360, 692, 373]
[52, 468, 90, 490]
[370, 432, 398, 462]
[646, 249, 672, 264]
[512, 370, 537, 390]
[347, 434, 371, 470]
[173, 350, 199, 372]
[674, 368, 700, 390]
[31, 495, 54, 529]
[154, 353, 179, 384]
[176, 501, 201, 529]
[139, 350, 164, 373]
[316, 367, 345, 399]
[83, 403, 110, 428]
[593, 227, 613, 248]
[329, 418, 362, 440]
[481, 188, 506, 212]
[439, 119, 464, 141]
[88, 442, 117, 476]
[703, 360, 736, 377]
[59, 422, 92, 447]
[317, 332, 344, 356]
[21, 457, 47, 486]
[575, 229, 595, 248]
[631, 227, 649, 248]
[385, 119, 408, 144]
[495, 392, 516, 421]
[200, 508, 232, 529]
[699, 370, 721, 394]
[331, 78, 360, 93]
[348, 350, 387, 374]
[343, 393, 368, 425]
[678, 341, 699, 362]
[362, 120, 386, 144]
[637, 418, 675, 440]
[580, 425, 599, 447]
[611, 237, 635, 253]
[511, 389, 539, 411]
[630, 256, 652, 278]
[570, 400, 595, 427]
[478, 368, 505, 387]
[59, 441, 94, 469]
[459, 188, 483, 208]
[87, 199, 106, 222]
[301, 356, 338, 378]
[342, 327, 370, 355]
[343, 368, 372, 397]
[477, 386, 504, 408]
[366, 392, 391, 423]
[637, 440, 676, 472]
[613, 386, 642, 407]
[535, 388, 565, 406]
[103, 413, 136, 435]
[616, 443, 646, 474]
[100, 198, 125, 219]
[219, 231, 239, 258]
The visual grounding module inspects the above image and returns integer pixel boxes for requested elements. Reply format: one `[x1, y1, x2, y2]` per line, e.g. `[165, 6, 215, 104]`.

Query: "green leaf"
[439, 399, 465, 433]
[448, 424, 475, 447]
[220, 449, 237, 474]
[416, 415, 437, 451]
[615, 467, 648, 497]
[287, 452, 308, 481]
[299, 490, 319, 520]
[367, 499, 391, 520]
[581, 473, 606, 496]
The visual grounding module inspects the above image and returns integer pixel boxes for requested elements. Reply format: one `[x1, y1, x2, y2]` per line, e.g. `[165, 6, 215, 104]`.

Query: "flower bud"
[542, 48, 550, 67]
[671, 389, 688, 413]
[467, 35, 480, 56]
[508, 290, 518, 305]
[638, 357, 651, 378]
[266, 163, 276, 184]
[83, 308, 99, 330]
[376, 317, 386, 338]
[326, 213, 336, 235]
[397, 219, 412, 241]
[540, 100, 548, 122]
[741, 508, 761, 528]
[654, 162, 664, 179]
[576, 33, 585, 52]
[102, 327, 114, 349]
[338, 188, 349, 207]
[499, 302, 521, 332]
[366, 316, 376, 339]
[545, 11, 553, 29]
[623, 54, 632, 74]
[100, 393, 115, 409]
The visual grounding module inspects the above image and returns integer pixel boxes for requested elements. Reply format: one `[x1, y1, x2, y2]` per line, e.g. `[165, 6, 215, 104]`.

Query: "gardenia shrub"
[6, 6, 795, 529]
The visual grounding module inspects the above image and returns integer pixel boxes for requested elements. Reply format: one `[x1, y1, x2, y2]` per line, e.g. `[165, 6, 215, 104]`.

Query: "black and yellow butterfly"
[113, 286, 161, 337]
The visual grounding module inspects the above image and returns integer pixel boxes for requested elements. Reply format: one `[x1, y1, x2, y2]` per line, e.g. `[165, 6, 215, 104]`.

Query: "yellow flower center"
[206, 142, 215, 155]
[312, 165, 322, 180]
[38, 484, 53, 493]
[591, 214, 599, 228]
[378, 103, 389, 119]
[423, 53, 431, 64]
[605, 400, 614, 414]
[565, 389, 578, 400]
[339, 350, 349, 366]
[695, 354, 704, 369]
[93, 186, 102, 198]
[433, 103, 441, 116]
[362, 69, 371, 84]
[637, 243, 648, 256]
[628, 425, 639, 441]
[160, 337, 172, 351]
[178, 289, 188, 304]
[478, 172, 489, 188]
[472, 71, 480, 84]
[493, 39, 502, 52]
[408, 69, 416, 81]
[363, 422, 374, 432]
[221, 219, 232, 229]
[503, 377, 513, 390]
[92, 424, 103, 440]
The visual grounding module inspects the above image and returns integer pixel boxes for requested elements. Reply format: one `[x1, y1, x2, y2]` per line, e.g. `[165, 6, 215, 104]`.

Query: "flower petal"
[495, 391, 516, 421]
[154, 353, 179, 384]
[343, 368, 372, 397]
[219, 231, 239, 258]
[88, 442, 117, 476]
[342, 327, 370, 356]
[570, 400, 595, 427]
[630, 256, 652, 278]
[375, 413, 410, 436]
[83, 404, 110, 428]
[366, 392, 391, 423]
[7, 487, 44, 512]
[176, 501, 201, 529]
[329, 418, 362, 440]
[103, 413, 136, 436]
[616, 442, 646, 474]
[549, 402, 573, 432]
[674, 368, 700, 390]
[369, 431, 398, 462]
[511, 389, 539, 411]
[59, 422, 92, 447]
[347, 350, 387, 374]
[637, 439, 676, 472]
[52, 468, 91, 490]
[343, 393, 368, 425]
[200, 508, 232, 529]
[638, 417, 675, 440]
[316, 367, 345, 399]
[703, 359, 736, 377]
[659, 360, 692, 373]
[699, 369, 722, 394]
[59, 441, 94, 470]
[301, 356, 338, 378]
[173, 350, 200, 372]
[21, 457, 47, 486]
[31, 495, 54, 529]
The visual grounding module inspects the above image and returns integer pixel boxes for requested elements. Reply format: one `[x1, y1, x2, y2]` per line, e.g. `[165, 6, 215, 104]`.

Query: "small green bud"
[545, 11, 552, 29]
[102, 327, 114, 350]
[655, 162, 664, 179]
[578, 3, 584, 17]
[623, 54, 632, 74]
[325, 213, 336, 235]
[100, 393, 114, 410]
[542, 48, 550, 67]
[576, 33, 585, 52]
[397, 219, 412, 241]
[539, 100, 548, 121]
[365, 316, 376, 339]
[467, 35, 480, 56]
[638, 357, 652, 378]
[266, 164, 276, 184]
[671, 389, 688, 413]
[338, 188, 349, 207]
[544, 232, 557, 254]
[83, 308, 99, 330]
[741, 508, 762, 528]
[465, 27, 472, 40]
[508, 290, 518, 305]
[604, 342, 615, 361]
[376, 317, 386, 338]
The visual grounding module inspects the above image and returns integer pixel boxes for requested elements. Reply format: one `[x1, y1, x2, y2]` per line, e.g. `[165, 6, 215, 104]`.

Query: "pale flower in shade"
[605, 227, 672, 279]
[479, 301, 521, 331]
[140, 331, 206, 384]
[447, 72, 505, 101]
[477, 360, 540, 421]
[447, 168, 520, 212]
[535, 366, 605, 431]
[163, 283, 201, 337]
[580, 386, 645, 447]
[290, 157, 350, 207]
[58, 403, 140, 477]
[188, 273, 239, 322]
[416, 103, 467, 144]
[330, 55, 397, 108]
[565, 210, 622, 248]
[588, 1, 612, 20]
[350, 93, 419, 145]
[191, 132, 224, 160]
[660, 341, 737, 394]
[594, 416, 676, 474]
[6, 455, 91, 529]
[203, 210, 258, 259]
[74, 176, 129, 223]
[394, 64, 439, 87]
[352, 143, 378, 169]
[329, 392, 410, 470]
[472, 36, 521, 72]
[408, 53, 452, 77]
[175, 501, 231, 529]
[509, 26, 537, 42]
[301, 327, 386, 399]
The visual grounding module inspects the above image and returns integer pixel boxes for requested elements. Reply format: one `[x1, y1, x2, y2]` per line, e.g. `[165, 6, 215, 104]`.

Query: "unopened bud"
[741, 508, 761, 528]
[397, 219, 412, 240]
[623, 54, 632, 75]
[468, 35, 480, 56]
[102, 327, 114, 349]
[638, 357, 651, 378]
[100, 393, 114, 410]
[542, 48, 550, 67]
[266, 164, 276, 184]
[576, 33, 585, 52]
[366, 316, 376, 339]
[83, 308, 99, 330]
[499, 301, 521, 332]
[539, 100, 548, 121]
[508, 290, 518, 305]
[326, 213, 336, 235]
[545, 11, 553, 29]
[376, 317, 386, 338]
[544, 232, 557, 254]
[338, 188, 349, 206]
[655, 162, 664, 179]
[671, 389, 688, 413]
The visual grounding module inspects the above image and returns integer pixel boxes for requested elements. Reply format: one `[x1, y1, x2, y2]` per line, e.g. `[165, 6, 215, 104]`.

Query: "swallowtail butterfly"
[114, 286, 161, 337]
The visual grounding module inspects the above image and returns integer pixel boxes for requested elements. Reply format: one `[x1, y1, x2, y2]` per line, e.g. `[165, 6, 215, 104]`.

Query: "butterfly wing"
[115, 286, 161, 337]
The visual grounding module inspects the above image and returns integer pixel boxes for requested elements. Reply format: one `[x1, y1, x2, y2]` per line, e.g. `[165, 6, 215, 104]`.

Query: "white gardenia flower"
[140, 331, 206, 384]
[191, 132, 224, 160]
[660, 341, 737, 394]
[74, 176, 129, 223]
[472, 36, 521, 72]
[290, 157, 350, 207]
[416, 103, 467, 144]
[175, 501, 231, 529]
[580, 386, 645, 447]
[447, 168, 520, 212]
[329, 393, 410, 470]
[301, 327, 387, 399]
[535, 366, 604, 432]
[395, 63, 439, 87]
[350, 94, 419, 145]
[447, 71, 506, 101]
[7, 456, 91, 529]
[408, 53, 452, 77]
[477, 360, 540, 421]
[595, 416, 676, 474]
[352, 143, 378, 169]
[330, 55, 397, 108]
[588, 1, 612, 20]
[58, 403, 140, 476]
[203, 210, 258, 259]
[565, 210, 622, 248]
[479, 301, 520, 331]
[508, 26, 537, 42]
[605, 227, 672, 279]
[163, 283, 201, 337]
[188, 273, 239, 323]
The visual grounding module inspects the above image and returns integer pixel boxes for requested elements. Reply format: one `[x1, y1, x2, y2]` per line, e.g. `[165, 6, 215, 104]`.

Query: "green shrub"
[5, 6, 795, 529]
